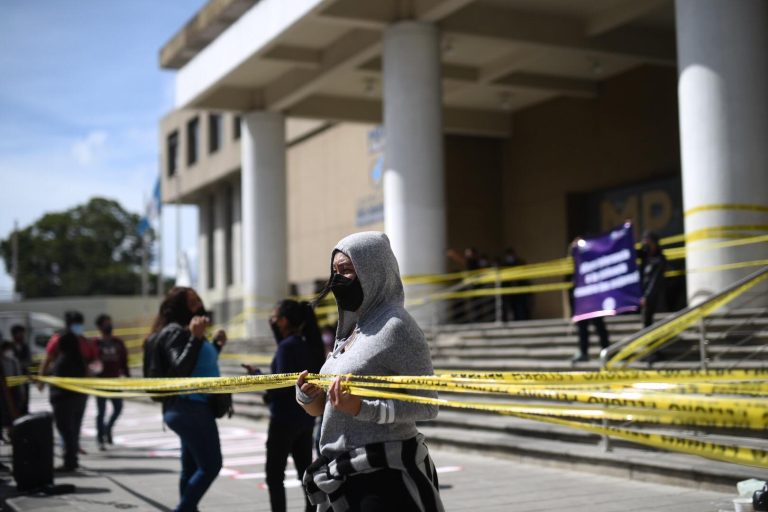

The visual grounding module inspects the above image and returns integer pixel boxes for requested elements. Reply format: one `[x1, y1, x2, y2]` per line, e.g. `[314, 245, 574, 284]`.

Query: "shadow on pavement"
[103, 475, 173, 512]
[87, 467, 175, 476]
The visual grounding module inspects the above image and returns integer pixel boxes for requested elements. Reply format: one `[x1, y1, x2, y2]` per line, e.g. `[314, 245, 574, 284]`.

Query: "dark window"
[167, 131, 178, 177]
[207, 194, 216, 289]
[225, 185, 234, 286]
[187, 117, 199, 166]
[208, 114, 222, 154]
[233, 115, 241, 140]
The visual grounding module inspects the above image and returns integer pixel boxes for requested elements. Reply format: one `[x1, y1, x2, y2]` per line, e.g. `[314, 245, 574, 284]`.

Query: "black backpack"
[143, 327, 172, 402]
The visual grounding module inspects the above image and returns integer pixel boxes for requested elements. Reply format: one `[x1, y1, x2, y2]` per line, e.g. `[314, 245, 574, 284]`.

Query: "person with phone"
[144, 287, 226, 512]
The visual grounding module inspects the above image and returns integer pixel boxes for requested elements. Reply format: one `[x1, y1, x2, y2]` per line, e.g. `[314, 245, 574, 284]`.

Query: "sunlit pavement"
[0, 389, 736, 512]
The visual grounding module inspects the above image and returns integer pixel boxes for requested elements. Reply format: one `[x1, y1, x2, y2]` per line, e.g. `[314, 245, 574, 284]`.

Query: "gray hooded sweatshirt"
[316, 231, 438, 458]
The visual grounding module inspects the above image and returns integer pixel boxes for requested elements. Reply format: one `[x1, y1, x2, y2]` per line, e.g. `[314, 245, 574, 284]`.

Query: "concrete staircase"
[223, 309, 768, 492]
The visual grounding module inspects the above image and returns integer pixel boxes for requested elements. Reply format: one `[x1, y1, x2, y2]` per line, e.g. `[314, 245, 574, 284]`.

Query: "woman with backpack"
[244, 299, 325, 512]
[143, 287, 227, 512]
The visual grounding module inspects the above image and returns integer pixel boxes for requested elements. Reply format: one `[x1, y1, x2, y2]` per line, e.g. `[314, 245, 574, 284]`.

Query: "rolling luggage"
[12, 412, 54, 492]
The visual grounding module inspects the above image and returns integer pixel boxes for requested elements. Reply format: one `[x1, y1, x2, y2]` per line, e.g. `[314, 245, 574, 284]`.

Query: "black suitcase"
[12, 412, 54, 492]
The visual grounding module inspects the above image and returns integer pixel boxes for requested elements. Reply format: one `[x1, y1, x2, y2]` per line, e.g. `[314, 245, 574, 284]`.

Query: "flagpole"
[157, 204, 163, 297]
[142, 232, 149, 298]
[11, 220, 19, 301]
[175, 171, 182, 286]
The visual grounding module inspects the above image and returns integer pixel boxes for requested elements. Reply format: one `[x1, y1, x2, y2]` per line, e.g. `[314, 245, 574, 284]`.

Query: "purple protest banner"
[572, 223, 641, 322]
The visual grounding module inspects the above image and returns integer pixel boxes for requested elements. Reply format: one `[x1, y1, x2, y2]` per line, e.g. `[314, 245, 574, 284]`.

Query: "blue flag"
[138, 177, 162, 236]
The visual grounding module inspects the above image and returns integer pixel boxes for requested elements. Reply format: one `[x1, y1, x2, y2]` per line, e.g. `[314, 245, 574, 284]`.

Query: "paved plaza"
[0, 391, 741, 511]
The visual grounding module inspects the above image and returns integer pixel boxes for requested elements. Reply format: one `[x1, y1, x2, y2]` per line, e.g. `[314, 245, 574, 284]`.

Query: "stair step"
[418, 424, 768, 492]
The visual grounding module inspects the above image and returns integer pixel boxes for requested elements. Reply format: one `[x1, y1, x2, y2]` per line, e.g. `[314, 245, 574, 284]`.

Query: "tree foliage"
[0, 198, 156, 298]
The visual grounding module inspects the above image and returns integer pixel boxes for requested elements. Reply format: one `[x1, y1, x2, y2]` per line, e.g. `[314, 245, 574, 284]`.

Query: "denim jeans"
[163, 398, 222, 512]
[96, 397, 123, 442]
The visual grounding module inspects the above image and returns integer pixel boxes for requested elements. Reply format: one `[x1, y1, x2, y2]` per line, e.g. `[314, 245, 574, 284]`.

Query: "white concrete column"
[241, 111, 287, 337]
[197, 200, 209, 293]
[232, 179, 243, 293]
[676, 0, 768, 303]
[213, 185, 228, 320]
[383, 21, 446, 281]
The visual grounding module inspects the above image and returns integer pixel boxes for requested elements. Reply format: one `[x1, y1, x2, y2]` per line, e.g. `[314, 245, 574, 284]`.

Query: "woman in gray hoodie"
[297, 231, 444, 511]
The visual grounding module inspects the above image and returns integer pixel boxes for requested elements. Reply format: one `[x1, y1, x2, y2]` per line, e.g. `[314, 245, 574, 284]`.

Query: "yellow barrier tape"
[345, 386, 767, 430]
[607, 269, 768, 368]
[18, 371, 767, 468]
[93, 229, 768, 335]
[685, 204, 768, 217]
[22, 372, 768, 436]
[345, 385, 768, 468]
[524, 412, 768, 469]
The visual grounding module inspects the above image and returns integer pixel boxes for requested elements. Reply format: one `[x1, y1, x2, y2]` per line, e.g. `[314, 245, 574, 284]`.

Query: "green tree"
[0, 197, 156, 298]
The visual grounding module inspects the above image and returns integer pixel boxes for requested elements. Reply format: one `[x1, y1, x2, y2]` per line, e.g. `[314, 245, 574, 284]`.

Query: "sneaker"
[570, 352, 589, 363]
[98, 443, 106, 452]
[78, 447, 87, 455]
[55, 465, 78, 473]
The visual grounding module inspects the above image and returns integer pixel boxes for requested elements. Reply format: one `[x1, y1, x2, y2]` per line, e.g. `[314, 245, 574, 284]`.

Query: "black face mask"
[182, 307, 209, 327]
[330, 273, 364, 312]
[270, 320, 283, 344]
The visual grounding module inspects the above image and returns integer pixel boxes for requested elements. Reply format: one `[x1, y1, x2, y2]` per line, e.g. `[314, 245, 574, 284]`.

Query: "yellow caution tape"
[684, 204, 768, 217]
[346, 386, 767, 430]
[607, 268, 768, 368]
[12, 367, 767, 468]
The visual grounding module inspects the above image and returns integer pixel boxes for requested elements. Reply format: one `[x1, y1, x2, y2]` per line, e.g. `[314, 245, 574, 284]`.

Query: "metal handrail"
[599, 266, 768, 368]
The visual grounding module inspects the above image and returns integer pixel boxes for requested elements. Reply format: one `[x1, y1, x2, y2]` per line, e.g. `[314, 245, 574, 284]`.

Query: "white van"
[0, 311, 64, 359]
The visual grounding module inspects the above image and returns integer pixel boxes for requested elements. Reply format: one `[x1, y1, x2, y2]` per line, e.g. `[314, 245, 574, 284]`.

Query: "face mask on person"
[330, 273, 364, 312]
[269, 319, 283, 344]
[70, 323, 84, 336]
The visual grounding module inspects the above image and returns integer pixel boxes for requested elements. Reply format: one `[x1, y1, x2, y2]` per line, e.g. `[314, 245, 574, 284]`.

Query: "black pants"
[266, 420, 313, 512]
[577, 317, 610, 357]
[643, 300, 658, 328]
[51, 394, 88, 469]
[341, 468, 421, 511]
[96, 397, 123, 442]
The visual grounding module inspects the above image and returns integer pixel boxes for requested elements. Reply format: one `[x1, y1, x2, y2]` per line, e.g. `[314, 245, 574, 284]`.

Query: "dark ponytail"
[299, 302, 325, 372]
[276, 299, 325, 372]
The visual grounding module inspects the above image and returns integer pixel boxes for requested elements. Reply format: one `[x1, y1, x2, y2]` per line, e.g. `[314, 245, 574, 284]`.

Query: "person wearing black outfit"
[41, 311, 91, 472]
[245, 300, 325, 512]
[572, 316, 610, 363]
[639, 231, 667, 328]
[0, 340, 24, 430]
[567, 240, 610, 363]
[501, 248, 531, 322]
[144, 287, 227, 512]
[10, 325, 31, 415]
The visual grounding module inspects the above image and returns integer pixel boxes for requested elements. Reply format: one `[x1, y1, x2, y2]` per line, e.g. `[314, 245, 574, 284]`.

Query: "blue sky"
[0, 0, 208, 299]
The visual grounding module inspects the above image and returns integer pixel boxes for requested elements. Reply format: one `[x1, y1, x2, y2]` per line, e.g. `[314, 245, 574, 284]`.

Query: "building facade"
[159, 0, 768, 332]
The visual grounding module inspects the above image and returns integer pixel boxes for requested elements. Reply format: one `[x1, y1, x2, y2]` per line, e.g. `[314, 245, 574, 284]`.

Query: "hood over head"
[331, 231, 404, 337]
